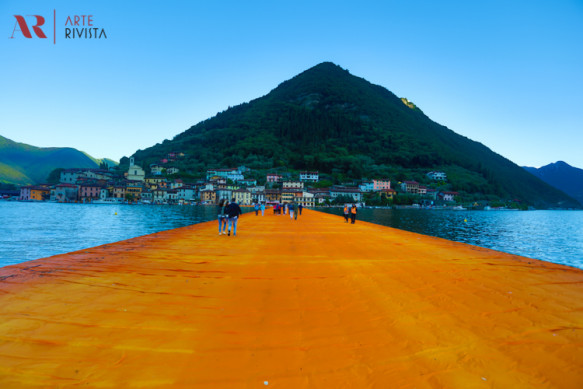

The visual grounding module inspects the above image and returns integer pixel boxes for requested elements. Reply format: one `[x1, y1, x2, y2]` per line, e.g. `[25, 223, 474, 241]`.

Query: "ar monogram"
[10, 15, 47, 39]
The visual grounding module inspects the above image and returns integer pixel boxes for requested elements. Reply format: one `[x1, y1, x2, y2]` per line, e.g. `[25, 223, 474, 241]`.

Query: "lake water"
[319, 207, 583, 269]
[1, 202, 582, 270]
[0, 202, 245, 267]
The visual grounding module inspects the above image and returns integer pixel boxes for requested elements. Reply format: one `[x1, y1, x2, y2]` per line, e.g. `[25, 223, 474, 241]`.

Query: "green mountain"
[131, 62, 579, 209]
[0, 135, 101, 185]
[524, 161, 583, 206]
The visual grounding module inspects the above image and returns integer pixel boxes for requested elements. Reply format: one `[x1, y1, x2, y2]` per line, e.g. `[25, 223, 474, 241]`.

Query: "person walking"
[298, 204, 303, 215]
[225, 198, 242, 236]
[350, 204, 357, 224]
[217, 199, 228, 235]
[343, 204, 350, 223]
[289, 202, 295, 220]
[254, 202, 259, 216]
[260, 202, 265, 216]
[294, 203, 299, 220]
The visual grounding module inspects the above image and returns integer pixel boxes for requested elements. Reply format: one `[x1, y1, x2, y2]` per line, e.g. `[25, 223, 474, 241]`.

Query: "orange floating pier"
[1, 209, 582, 388]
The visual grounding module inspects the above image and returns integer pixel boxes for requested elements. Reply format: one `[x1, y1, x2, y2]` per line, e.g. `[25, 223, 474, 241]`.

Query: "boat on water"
[452, 205, 467, 211]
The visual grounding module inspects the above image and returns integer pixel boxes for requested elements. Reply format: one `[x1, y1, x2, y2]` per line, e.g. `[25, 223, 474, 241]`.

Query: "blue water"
[0, 202, 242, 267]
[319, 207, 583, 269]
[1, 202, 582, 270]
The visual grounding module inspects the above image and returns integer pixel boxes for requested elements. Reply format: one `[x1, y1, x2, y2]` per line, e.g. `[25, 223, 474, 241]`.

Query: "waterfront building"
[233, 189, 252, 205]
[309, 188, 331, 205]
[330, 187, 363, 202]
[141, 190, 152, 203]
[281, 188, 302, 204]
[52, 184, 79, 202]
[19, 185, 50, 201]
[127, 158, 146, 182]
[200, 189, 217, 204]
[252, 192, 266, 204]
[113, 185, 126, 199]
[297, 191, 316, 207]
[152, 188, 168, 204]
[166, 189, 178, 203]
[79, 183, 105, 202]
[215, 189, 233, 204]
[126, 181, 143, 201]
[176, 186, 196, 202]
[265, 189, 281, 203]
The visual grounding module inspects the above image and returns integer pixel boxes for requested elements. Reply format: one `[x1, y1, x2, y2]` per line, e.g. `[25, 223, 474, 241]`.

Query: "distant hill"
[0, 135, 108, 185]
[524, 161, 583, 206]
[131, 62, 579, 209]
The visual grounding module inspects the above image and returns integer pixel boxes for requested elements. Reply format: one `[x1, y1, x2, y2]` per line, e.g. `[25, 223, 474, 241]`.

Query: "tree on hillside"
[47, 168, 64, 184]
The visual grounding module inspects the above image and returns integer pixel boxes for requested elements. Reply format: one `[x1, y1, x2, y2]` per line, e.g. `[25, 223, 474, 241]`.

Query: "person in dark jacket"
[225, 198, 242, 236]
[298, 204, 303, 215]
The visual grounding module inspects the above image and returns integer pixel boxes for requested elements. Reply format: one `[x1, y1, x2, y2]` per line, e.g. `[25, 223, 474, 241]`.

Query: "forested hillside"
[131, 62, 579, 208]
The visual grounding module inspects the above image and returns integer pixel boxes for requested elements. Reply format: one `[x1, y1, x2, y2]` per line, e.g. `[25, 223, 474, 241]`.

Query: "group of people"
[218, 199, 356, 236]
[343, 204, 358, 224]
[218, 200, 304, 236]
[254, 202, 266, 216]
[217, 198, 242, 236]
[273, 202, 303, 220]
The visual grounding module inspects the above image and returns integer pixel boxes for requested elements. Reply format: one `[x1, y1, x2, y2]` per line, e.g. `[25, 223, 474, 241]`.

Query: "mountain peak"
[551, 161, 571, 168]
[524, 161, 583, 206]
[134, 63, 580, 209]
[304, 61, 345, 73]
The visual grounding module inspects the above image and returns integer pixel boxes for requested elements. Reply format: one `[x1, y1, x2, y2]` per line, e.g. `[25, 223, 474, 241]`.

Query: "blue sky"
[1, 0, 582, 168]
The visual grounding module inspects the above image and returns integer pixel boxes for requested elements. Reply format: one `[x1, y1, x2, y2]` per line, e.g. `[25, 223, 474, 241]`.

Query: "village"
[15, 153, 460, 207]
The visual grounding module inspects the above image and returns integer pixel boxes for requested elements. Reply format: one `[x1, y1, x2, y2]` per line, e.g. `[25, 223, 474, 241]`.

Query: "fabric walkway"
[1, 209, 582, 388]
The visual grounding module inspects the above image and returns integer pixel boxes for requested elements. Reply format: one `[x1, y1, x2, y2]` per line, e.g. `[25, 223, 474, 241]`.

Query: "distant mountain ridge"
[523, 161, 583, 206]
[131, 62, 579, 209]
[0, 135, 112, 185]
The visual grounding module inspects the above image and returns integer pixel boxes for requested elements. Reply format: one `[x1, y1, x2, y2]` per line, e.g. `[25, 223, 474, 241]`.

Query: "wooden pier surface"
[1, 209, 582, 388]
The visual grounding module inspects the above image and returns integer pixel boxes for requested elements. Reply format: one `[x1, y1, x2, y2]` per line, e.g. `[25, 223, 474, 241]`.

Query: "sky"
[1, 0, 582, 168]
